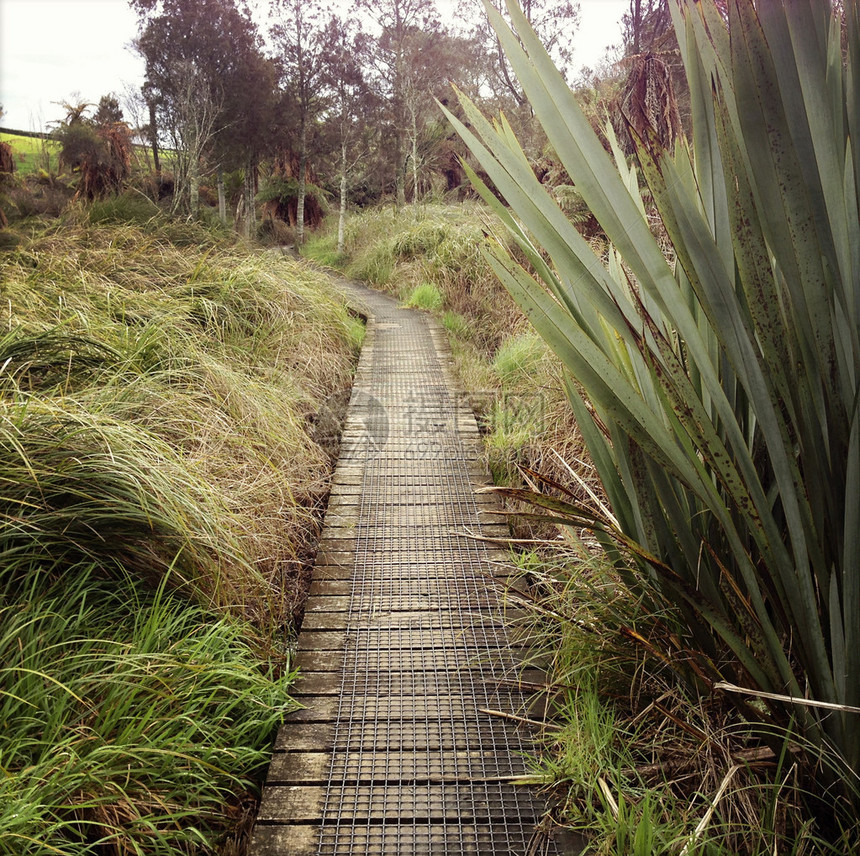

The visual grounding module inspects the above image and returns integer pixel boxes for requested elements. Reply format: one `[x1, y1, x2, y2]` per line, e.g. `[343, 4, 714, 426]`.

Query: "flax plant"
[443, 0, 860, 798]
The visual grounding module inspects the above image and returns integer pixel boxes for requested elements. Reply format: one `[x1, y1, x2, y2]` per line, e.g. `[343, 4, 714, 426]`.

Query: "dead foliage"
[58, 122, 133, 200]
[0, 141, 14, 228]
[618, 51, 683, 152]
[260, 150, 326, 230]
[0, 141, 14, 177]
[438, 137, 466, 195]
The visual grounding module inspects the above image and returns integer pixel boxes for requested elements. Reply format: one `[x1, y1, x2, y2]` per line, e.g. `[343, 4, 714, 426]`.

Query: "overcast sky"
[0, 0, 627, 132]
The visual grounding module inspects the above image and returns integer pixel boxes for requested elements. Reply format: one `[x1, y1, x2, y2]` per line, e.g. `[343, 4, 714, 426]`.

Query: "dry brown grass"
[1, 216, 362, 628]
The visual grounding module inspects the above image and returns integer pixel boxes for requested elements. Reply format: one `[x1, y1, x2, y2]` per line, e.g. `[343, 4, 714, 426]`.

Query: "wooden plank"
[300, 609, 528, 631]
[286, 694, 543, 723]
[308, 579, 350, 596]
[274, 722, 336, 751]
[257, 783, 544, 823]
[248, 824, 319, 856]
[265, 749, 528, 784]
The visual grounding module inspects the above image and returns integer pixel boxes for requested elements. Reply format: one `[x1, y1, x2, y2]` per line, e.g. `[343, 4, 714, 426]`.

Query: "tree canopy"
[125, 0, 592, 221]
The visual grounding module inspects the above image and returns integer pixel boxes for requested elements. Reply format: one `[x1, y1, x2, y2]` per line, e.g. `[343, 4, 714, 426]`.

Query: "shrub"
[0, 218, 359, 618]
[55, 121, 132, 200]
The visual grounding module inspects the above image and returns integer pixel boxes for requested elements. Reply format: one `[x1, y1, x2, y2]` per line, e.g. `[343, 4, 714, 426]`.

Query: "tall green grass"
[0, 567, 291, 855]
[404, 282, 444, 311]
[492, 332, 547, 383]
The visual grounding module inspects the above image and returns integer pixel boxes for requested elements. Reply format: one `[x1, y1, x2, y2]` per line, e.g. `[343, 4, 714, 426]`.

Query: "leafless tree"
[121, 83, 153, 171]
[164, 61, 223, 215]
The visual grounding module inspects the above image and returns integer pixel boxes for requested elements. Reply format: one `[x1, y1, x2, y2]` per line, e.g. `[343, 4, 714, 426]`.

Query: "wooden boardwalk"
[250, 280, 565, 855]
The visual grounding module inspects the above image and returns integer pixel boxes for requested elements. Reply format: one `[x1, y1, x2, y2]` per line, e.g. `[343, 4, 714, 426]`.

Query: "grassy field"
[0, 130, 163, 178]
[0, 130, 60, 174]
[0, 203, 362, 854]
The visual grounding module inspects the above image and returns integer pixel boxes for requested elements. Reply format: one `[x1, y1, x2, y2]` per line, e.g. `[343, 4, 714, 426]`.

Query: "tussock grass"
[86, 190, 161, 225]
[0, 211, 361, 852]
[441, 310, 470, 339]
[404, 282, 443, 311]
[2, 216, 360, 617]
[492, 332, 547, 383]
[300, 234, 346, 269]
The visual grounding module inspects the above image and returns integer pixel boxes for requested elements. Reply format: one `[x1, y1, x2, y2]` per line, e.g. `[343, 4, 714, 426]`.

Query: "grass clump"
[346, 237, 396, 286]
[484, 393, 549, 485]
[404, 282, 443, 311]
[441, 310, 470, 339]
[492, 332, 547, 383]
[0, 567, 291, 855]
[302, 231, 348, 268]
[86, 190, 160, 225]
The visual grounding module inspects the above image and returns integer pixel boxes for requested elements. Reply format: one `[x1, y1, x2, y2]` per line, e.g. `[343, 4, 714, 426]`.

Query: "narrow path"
[250, 279, 561, 855]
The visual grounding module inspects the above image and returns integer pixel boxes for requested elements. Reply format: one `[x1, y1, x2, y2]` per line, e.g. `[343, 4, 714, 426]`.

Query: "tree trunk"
[338, 141, 348, 255]
[234, 192, 245, 230]
[632, 0, 642, 54]
[189, 155, 200, 216]
[148, 100, 161, 179]
[217, 169, 226, 224]
[395, 129, 406, 208]
[170, 149, 186, 215]
[243, 170, 251, 239]
[297, 119, 307, 245]
[393, 8, 407, 208]
[411, 108, 419, 203]
[244, 158, 256, 240]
